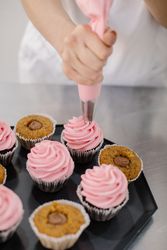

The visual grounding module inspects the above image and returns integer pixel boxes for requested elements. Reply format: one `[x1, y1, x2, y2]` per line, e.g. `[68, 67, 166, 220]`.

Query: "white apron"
[19, 0, 167, 86]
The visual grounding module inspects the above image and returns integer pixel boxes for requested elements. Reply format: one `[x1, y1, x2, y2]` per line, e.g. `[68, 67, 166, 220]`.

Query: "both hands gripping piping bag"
[76, 0, 112, 121]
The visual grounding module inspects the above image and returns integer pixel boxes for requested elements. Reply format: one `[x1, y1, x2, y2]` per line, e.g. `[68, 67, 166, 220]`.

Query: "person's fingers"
[77, 73, 103, 85]
[75, 43, 106, 72]
[62, 24, 113, 85]
[63, 24, 114, 66]
[103, 28, 117, 47]
[63, 61, 103, 85]
[76, 71, 103, 85]
[69, 49, 100, 79]
[62, 48, 102, 81]
[76, 25, 113, 61]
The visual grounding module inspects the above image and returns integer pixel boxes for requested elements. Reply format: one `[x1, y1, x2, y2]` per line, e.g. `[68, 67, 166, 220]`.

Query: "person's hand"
[61, 25, 116, 85]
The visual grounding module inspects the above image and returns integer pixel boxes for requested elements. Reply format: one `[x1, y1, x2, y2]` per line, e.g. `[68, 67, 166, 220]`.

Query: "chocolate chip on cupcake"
[98, 145, 143, 182]
[29, 200, 90, 250]
[16, 114, 56, 149]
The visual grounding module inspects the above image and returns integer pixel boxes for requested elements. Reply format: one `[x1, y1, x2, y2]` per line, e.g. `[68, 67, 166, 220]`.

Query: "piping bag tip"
[78, 83, 101, 122]
[81, 100, 95, 122]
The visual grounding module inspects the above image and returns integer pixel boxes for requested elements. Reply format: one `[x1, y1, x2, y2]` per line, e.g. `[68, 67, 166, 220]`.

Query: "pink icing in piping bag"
[76, 0, 112, 121]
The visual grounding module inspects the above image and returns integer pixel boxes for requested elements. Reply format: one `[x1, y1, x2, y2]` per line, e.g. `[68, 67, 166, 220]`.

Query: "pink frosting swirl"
[62, 116, 103, 151]
[0, 121, 16, 151]
[80, 165, 128, 209]
[27, 140, 74, 182]
[0, 185, 23, 231]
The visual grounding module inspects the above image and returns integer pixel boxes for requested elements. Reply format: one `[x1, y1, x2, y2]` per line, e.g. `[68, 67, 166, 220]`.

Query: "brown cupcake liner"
[61, 134, 103, 164]
[0, 166, 7, 185]
[77, 184, 129, 221]
[15, 114, 57, 150]
[0, 140, 18, 166]
[98, 144, 143, 183]
[0, 214, 23, 243]
[16, 132, 55, 150]
[27, 163, 74, 193]
[29, 200, 90, 250]
[29, 176, 69, 193]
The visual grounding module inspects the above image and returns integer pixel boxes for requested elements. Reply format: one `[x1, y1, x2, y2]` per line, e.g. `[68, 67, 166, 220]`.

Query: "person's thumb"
[103, 28, 117, 47]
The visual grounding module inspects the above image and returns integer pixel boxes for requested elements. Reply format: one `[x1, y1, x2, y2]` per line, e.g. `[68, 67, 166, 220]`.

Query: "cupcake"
[16, 114, 56, 149]
[77, 165, 129, 221]
[98, 145, 143, 182]
[29, 199, 90, 250]
[0, 164, 7, 185]
[27, 140, 74, 192]
[61, 116, 103, 163]
[0, 185, 24, 243]
[0, 120, 18, 166]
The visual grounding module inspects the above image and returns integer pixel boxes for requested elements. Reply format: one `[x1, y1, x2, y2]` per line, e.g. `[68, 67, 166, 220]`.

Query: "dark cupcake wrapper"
[27, 163, 74, 193]
[77, 184, 129, 221]
[61, 134, 103, 164]
[16, 132, 55, 150]
[31, 177, 69, 193]
[0, 140, 18, 166]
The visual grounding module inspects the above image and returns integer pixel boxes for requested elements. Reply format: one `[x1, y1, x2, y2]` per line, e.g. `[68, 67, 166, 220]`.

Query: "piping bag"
[76, 0, 112, 121]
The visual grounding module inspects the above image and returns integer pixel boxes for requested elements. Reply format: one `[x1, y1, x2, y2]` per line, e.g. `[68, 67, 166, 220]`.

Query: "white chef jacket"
[19, 0, 167, 86]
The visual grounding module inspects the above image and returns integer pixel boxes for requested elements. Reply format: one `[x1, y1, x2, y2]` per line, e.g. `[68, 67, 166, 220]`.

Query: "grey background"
[0, 0, 27, 83]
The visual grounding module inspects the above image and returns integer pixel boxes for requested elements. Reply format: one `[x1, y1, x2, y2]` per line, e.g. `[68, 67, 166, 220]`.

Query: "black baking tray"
[1, 125, 158, 250]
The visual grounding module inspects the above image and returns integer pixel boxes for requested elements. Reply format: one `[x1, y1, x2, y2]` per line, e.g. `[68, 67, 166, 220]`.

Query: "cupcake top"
[16, 114, 55, 140]
[0, 164, 7, 184]
[80, 165, 128, 209]
[62, 116, 103, 151]
[0, 185, 23, 231]
[0, 121, 16, 151]
[27, 140, 74, 182]
[98, 145, 143, 181]
[31, 200, 88, 237]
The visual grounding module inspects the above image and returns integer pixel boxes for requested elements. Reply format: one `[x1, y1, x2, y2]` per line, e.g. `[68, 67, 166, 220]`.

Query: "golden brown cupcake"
[29, 200, 90, 250]
[98, 145, 143, 182]
[16, 114, 56, 149]
[0, 164, 7, 184]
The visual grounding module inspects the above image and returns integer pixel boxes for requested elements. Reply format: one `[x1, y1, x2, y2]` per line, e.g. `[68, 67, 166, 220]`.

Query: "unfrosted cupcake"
[0, 120, 18, 166]
[27, 140, 74, 192]
[29, 200, 90, 250]
[61, 116, 103, 163]
[0, 185, 24, 243]
[77, 164, 129, 221]
[16, 114, 56, 149]
[0, 164, 7, 185]
[98, 145, 143, 182]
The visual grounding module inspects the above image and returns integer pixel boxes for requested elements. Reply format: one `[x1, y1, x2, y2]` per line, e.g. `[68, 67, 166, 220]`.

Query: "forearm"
[21, 0, 76, 54]
[144, 0, 167, 28]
